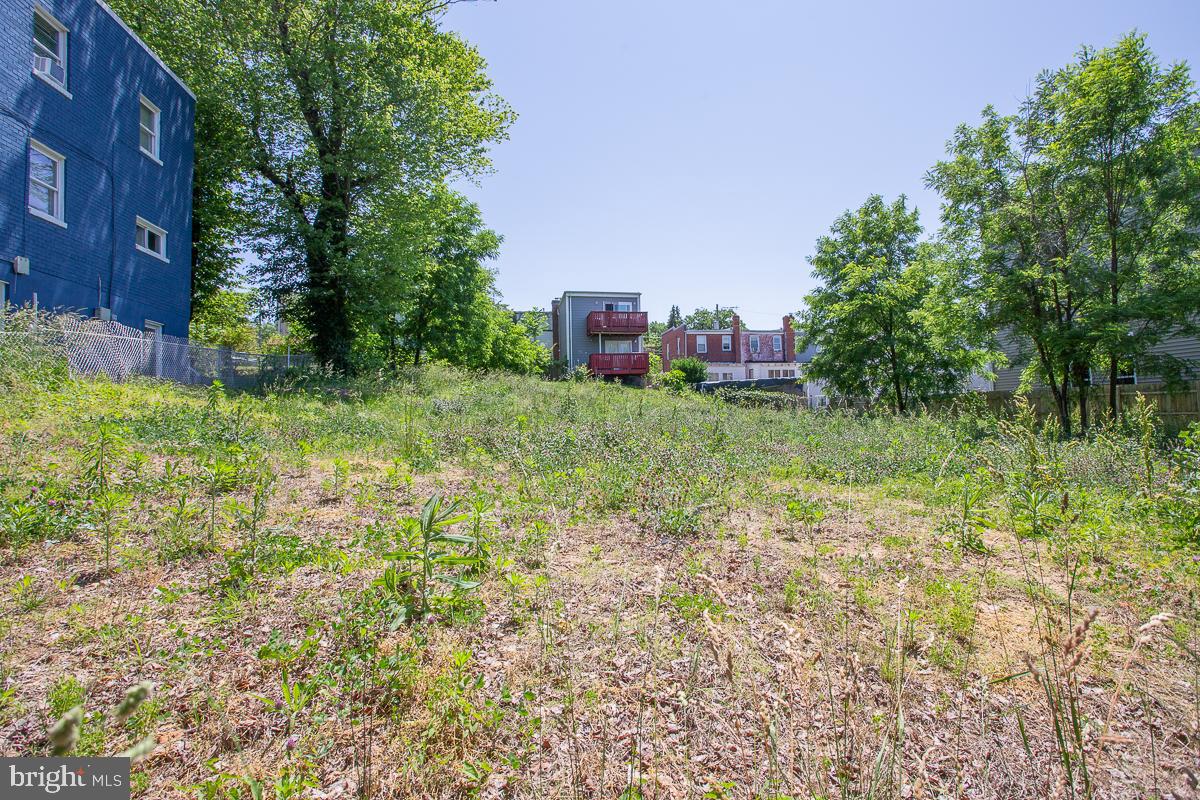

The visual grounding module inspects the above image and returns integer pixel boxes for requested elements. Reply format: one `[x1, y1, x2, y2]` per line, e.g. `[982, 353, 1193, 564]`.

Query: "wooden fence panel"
[983, 381, 1200, 430]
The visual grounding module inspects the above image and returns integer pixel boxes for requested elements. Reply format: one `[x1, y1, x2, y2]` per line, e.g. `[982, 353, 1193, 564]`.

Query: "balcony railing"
[587, 310, 648, 335]
[589, 352, 650, 376]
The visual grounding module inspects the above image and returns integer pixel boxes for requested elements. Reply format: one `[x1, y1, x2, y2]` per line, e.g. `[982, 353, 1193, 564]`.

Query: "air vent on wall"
[13, 256, 29, 275]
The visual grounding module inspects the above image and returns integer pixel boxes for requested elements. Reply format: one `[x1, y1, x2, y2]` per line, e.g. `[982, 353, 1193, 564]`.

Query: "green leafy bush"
[671, 357, 708, 384]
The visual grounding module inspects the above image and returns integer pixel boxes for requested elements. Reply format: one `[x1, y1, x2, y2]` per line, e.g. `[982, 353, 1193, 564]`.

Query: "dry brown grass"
[1, 380, 1197, 800]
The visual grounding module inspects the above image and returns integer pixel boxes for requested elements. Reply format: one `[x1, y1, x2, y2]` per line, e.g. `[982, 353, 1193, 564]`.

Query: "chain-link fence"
[0, 310, 311, 389]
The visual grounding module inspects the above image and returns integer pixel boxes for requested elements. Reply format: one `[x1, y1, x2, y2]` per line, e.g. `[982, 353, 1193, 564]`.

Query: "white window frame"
[139, 95, 161, 163]
[695, 335, 707, 354]
[0, 280, 8, 309]
[28, 139, 66, 227]
[32, 6, 70, 97]
[721, 334, 732, 352]
[135, 216, 169, 261]
[750, 335, 760, 354]
[773, 334, 783, 352]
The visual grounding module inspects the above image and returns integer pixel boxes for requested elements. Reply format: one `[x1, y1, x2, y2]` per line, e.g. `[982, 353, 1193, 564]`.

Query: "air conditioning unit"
[94, 307, 112, 321]
[33, 56, 65, 84]
[13, 256, 29, 275]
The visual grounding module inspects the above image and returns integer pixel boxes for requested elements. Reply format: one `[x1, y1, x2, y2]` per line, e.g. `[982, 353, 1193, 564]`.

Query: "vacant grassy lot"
[1, 362, 1198, 799]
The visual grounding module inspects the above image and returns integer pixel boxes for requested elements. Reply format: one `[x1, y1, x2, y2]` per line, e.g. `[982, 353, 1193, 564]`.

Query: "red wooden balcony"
[587, 310, 648, 335]
[589, 352, 650, 376]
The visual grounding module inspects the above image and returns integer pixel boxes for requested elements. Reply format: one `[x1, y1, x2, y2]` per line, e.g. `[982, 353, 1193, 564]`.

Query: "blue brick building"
[0, 0, 195, 337]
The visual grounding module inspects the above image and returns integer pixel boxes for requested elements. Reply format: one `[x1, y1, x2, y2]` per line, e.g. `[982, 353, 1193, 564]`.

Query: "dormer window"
[33, 7, 68, 91]
[139, 96, 160, 161]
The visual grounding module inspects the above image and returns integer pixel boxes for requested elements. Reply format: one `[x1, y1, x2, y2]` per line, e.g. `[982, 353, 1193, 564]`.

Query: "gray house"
[551, 291, 648, 380]
[985, 328, 1200, 392]
[513, 310, 553, 352]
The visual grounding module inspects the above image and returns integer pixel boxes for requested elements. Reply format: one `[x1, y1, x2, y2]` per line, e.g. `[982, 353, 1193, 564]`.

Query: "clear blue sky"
[444, 1, 1200, 328]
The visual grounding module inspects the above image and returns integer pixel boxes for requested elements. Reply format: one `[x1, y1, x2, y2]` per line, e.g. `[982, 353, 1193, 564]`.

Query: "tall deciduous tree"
[1050, 34, 1200, 419]
[929, 33, 1200, 434]
[929, 105, 1097, 435]
[129, 0, 513, 370]
[682, 307, 735, 330]
[798, 195, 988, 413]
[356, 187, 546, 374]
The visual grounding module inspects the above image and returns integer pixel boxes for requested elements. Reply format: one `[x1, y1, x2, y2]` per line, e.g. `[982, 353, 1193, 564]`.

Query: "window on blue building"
[139, 97, 160, 160]
[28, 140, 65, 226]
[33, 8, 67, 89]
[135, 217, 168, 261]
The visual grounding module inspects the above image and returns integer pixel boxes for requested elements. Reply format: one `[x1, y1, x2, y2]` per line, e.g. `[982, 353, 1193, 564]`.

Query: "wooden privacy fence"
[982, 381, 1200, 430]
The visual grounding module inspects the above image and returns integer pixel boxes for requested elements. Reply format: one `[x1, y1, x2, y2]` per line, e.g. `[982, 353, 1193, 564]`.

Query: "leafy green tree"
[1049, 34, 1200, 419]
[189, 289, 259, 351]
[799, 196, 988, 413]
[122, 0, 514, 371]
[666, 305, 683, 328]
[644, 320, 667, 358]
[929, 105, 1096, 434]
[355, 187, 545, 374]
[682, 307, 735, 330]
[929, 33, 1200, 433]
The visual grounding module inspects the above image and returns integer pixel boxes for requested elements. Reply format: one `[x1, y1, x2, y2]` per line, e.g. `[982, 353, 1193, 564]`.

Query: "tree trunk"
[1036, 338, 1071, 438]
[1056, 373, 1073, 439]
[1108, 355, 1120, 422]
[888, 338, 905, 414]
[1073, 362, 1091, 436]
[1108, 231, 1121, 422]
[303, 173, 354, 372]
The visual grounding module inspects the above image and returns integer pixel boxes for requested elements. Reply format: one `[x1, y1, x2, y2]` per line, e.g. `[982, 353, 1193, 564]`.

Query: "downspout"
[108, 139, 116, 310]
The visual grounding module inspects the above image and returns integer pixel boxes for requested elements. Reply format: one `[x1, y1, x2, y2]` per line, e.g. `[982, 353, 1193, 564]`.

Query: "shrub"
[660, 370, 688, 393]
[671, 357, 708, 384]
[715, 387, 803, 410]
